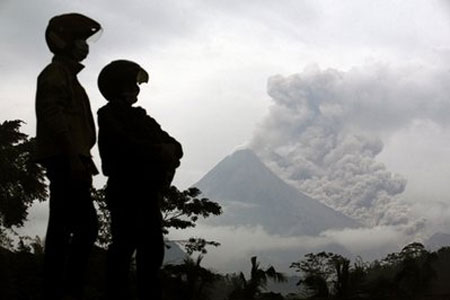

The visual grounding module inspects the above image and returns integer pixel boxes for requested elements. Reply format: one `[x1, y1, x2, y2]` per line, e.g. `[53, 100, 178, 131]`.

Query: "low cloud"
[170, 222, 422, 274]
[320, 221, 426, 255]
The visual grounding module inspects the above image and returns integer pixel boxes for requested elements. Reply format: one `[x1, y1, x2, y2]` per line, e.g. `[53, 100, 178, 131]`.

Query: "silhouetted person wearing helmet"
[97, 60, 183, 300]
[35, 13, 101, 300]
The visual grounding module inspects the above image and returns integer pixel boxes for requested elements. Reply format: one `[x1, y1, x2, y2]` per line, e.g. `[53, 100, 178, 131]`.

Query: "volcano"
[194, 149, 360, 236]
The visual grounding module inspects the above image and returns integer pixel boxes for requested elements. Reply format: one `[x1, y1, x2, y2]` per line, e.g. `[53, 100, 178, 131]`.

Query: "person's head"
[45, 13, 101, 61]
[98, 60, 149, 105]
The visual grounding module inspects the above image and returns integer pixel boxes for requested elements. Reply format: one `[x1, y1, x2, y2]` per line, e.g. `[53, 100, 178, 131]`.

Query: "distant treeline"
[1, 240, 450, 300]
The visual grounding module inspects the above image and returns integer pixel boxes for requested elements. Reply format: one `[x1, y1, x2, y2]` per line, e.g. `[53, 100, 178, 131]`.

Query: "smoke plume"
[251, 64, 450, 227]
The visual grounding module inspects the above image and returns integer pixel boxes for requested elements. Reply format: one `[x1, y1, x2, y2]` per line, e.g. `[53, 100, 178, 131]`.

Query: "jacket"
[97, 101, 183, 185]
[35, 55, 96, 161]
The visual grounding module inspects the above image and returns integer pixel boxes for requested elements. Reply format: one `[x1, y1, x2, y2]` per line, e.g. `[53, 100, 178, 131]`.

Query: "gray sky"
[3, 0, 450, 271]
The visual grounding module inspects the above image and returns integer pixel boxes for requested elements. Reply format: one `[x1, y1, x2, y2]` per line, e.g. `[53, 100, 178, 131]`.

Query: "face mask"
[71, 39, 89, 62]
[121, 85, 140, 105]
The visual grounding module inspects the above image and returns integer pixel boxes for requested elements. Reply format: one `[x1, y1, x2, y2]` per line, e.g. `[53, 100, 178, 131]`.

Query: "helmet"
[45, 13, 101, 54]
[98, 60, 149, 101]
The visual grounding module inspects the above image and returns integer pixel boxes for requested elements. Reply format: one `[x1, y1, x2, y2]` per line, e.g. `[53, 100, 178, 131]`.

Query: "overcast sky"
[3, 0, 450, 272]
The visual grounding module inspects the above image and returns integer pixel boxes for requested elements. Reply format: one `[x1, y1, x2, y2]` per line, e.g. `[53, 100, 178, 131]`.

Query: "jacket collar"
[52, 55, 85, 74]
[108, 99, 133, 110]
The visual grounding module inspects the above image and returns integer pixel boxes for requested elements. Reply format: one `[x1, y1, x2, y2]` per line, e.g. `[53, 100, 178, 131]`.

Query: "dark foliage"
[290, 251, 349, 298]
[290, 242, 446, 300]
[228, 256, 286, 300]
[0, 119, 47, 249]
[362, 242, 437, 299]
[93, 184, 222, 254]
[0, 120, 47, 235]
[162, 255, 221, 300]
[91, 186, 111, 249]
[160, 186, 222, 234]
[0, 237, 44, 300]
[2, 241, 450, 299]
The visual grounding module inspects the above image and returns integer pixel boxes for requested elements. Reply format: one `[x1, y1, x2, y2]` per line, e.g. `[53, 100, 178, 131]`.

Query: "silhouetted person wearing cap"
[35, 13, 102, 300]
[97, 60, 183, 300]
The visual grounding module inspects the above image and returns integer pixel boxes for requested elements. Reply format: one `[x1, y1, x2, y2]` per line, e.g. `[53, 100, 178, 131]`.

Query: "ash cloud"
[251, 64, 450, 227]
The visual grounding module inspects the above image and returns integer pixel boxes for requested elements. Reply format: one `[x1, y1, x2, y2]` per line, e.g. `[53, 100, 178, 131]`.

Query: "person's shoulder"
[97, 103, 130, 122]
[132, 106, 162, 128]
[131, 106, 153, 120]
[132, 106, 147, 116]
[38, 61, 68, 84]
[97, 103, 112, 116]
[135, 106, 158, 120]
[40, 60, 67, 75]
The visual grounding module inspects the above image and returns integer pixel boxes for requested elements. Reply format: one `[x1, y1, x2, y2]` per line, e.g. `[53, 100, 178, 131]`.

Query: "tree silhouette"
[430, 247, 450, 295]
[163, 255, 220, 300]
[160, 186, 222, 234]
[91, 186, 111, 249]
[391, 242, 436, 298]
[359, 242, 438, 299]
[0, 120, 47, 247]
[290, 251, 353, 298]
[229, 256, 286, 300]
[330, 254, 350, 298]
[93, 185, 222, 254]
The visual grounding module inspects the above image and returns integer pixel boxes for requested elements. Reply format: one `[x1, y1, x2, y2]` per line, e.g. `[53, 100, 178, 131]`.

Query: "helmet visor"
[86, 27, 103, 44]
[136, 68, 149, 84]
